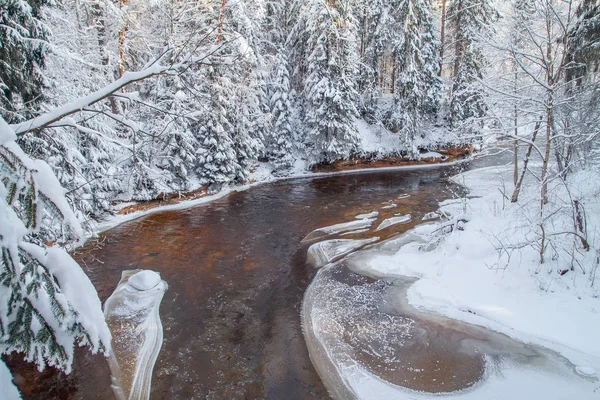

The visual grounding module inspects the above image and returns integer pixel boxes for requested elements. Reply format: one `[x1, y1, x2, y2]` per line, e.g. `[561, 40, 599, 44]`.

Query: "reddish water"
[7, 162, 493, 399]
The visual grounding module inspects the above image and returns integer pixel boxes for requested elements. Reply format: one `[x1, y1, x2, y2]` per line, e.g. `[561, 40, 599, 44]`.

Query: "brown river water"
[8, 150, 539, 400]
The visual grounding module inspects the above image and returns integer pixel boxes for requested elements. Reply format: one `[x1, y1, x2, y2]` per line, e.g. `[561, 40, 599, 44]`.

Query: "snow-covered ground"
[341, 163, 600, 398]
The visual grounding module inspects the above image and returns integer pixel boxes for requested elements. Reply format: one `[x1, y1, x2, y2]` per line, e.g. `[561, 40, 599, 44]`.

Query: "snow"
[302, 158, 600, 399]
[576, 366, 597, 377]
[341, 228, 370, 236]
[358, 164, 600, 382]
[337, 361, 599, 400]
[419, 151, 443, 159]
[128, 270, 162, 291]
[374, 214, 412, 232]
[355, 211, 379, 220]
[302, 219, 376, 243]
[104, 270, 168, 400]
[43, 246, 112, 354]
[0, 117, 16, 145]
[422, 211, 440, 221]
[381, 201, 397, 209]
[307, 238, 379, 268]
[356, 119, 406, 155]
[0, 360, 21, 400]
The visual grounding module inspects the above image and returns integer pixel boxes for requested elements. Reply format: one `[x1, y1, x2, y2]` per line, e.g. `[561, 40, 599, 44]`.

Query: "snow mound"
[575, 366, 596, 377]
[341, 228, 371, 236]
[104, 269, 168, 400]
[355, 211, 379, 220]
[422, 211, 440, 221]
[128, 270, 162, 291]
[419, 152, 443, 159]
[375, 215, 412, 232]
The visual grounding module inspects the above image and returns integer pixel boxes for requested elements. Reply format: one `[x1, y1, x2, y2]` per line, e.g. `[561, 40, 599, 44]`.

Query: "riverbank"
[87, 150, 474, 245]
[357, 163, 600, 388]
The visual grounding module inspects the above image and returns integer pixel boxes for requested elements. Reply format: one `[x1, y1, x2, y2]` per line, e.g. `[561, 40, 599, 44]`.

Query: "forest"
[1, 0, 599, 398]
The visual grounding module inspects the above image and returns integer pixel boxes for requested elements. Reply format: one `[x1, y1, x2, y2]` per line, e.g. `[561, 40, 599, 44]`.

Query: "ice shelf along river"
[8, 149, 594, 399]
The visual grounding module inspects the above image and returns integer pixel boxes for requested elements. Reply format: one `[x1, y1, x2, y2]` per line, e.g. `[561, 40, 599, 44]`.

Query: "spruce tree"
[300, 0, 360, 164]
[386, 0, 442, 153]
[266, 52, 295, 168]
[354, 0, 395, 122]
[0, 0, 51, 123]
[566, 0, 600, 84]
[447, 0, 499, 133]
[1, 117, 110, 375]
[194, 69, 240, 185]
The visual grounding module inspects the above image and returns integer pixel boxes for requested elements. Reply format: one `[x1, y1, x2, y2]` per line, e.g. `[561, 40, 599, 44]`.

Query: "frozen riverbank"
[366, 165, 600, 370]
[303, 163, 600, 398]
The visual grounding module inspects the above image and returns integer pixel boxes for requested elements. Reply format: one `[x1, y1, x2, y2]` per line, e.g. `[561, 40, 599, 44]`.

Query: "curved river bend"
[13, 151, 553, 399]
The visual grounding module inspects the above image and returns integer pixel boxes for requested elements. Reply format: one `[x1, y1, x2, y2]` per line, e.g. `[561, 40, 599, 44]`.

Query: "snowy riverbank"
[361, 164, 600, 380]
[301, 161, 600, 399]
[86, 152, 470, 246]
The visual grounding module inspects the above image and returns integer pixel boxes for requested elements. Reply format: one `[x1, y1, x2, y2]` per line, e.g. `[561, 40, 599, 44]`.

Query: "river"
[10, 150, 525, 399]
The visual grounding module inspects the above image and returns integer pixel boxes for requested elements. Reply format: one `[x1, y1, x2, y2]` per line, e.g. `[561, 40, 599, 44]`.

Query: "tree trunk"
[217, 0, 227, 44]
[540, 89, 553, 210]
[118, 0, 129, 78]
[511, 118, 541, 203]
[513, 60, 519, 185]
[438, 0, 447, 77]
[391, 53, 397, 94]
[91, 1, 120, 114]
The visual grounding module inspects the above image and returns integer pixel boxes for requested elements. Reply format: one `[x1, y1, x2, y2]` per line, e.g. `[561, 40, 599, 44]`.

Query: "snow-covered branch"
[10, 44, 224, 136]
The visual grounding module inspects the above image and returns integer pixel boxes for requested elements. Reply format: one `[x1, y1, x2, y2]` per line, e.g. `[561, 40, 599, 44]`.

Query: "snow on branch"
[10, 43, 227, 136]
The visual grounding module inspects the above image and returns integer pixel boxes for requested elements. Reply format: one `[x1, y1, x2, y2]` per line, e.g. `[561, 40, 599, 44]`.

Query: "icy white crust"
[340, 228, 370, 236]
[128, 270, 161, 291]
[374, 214, 412, 232]
[302, 219, 376, 242]
[302, 238, 600, 400]
[307, 238, 379, 268]
[355, 211, 379, 220]
[421, 211, 440, 221]
[104, 270, 168, 400]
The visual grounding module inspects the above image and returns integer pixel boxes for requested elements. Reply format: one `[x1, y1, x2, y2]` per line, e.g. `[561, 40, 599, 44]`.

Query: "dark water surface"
[9, 155, 511, 399]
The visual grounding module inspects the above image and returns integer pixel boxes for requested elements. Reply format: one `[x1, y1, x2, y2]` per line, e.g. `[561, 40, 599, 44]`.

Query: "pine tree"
[0, 0, 51, 123]
[299, 0, 360, 164]
[448, 0, 499, 133]
[386, 0, 442, 153]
